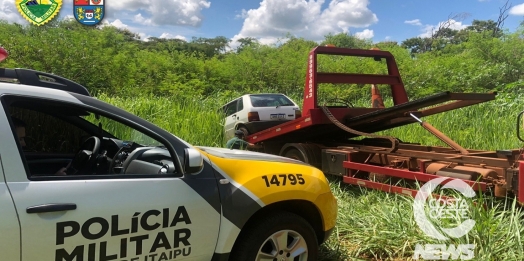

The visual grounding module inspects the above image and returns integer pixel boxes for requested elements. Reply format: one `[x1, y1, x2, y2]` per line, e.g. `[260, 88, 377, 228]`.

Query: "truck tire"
[281, 143, 322, 168]
[229, 212, 318, 261]
[284, 148, 305, 162]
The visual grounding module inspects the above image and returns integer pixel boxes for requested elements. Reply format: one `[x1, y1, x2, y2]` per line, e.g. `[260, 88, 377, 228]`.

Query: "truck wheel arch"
[280, 143, 322, 169]
[233, 200, 325, 248]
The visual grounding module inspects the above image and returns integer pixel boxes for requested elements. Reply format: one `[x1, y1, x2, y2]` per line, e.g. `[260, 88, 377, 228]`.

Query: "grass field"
[98, 91, 524, 261]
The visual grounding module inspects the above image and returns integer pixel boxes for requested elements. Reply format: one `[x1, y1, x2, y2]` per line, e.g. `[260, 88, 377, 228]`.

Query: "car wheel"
[284, 148, 305, 162]
[238, 126, 249, 137]
[230, 212, 318, 261]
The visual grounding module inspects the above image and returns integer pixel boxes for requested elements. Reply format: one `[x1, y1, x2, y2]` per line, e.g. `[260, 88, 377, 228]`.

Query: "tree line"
[0, 16, 523, 103]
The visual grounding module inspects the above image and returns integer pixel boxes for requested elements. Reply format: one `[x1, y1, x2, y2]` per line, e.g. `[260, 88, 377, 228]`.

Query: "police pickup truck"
[0, 57, 337, 261]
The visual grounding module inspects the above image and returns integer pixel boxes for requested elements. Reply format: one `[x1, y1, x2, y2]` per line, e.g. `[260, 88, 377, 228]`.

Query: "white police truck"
[0, 48, 337, 261]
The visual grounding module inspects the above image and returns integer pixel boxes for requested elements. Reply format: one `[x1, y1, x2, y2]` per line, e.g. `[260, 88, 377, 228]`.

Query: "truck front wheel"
[284, 148, 305, 162]
[229, 212, 318, 261]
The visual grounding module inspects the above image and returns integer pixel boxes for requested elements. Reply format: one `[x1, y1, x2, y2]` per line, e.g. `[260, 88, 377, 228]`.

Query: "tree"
[401, 37, 432, 54]
[236, 37, 259, 53]
[466, 19, 503, 38]
[189, 36, 230, 57]
[402, 13, 470, 54]
[321, 32, 369, 49]
[494, 0, 512, 37]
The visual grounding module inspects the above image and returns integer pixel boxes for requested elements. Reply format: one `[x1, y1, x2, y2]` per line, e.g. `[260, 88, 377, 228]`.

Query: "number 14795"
[262, 174, 305, 187]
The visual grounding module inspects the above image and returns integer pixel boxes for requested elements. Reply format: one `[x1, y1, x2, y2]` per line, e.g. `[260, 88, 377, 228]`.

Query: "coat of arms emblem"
[15, 0, 62, 26]
[74, 0, 104, 26]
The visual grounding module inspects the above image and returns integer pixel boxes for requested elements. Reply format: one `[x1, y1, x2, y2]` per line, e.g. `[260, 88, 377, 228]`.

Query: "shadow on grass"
[319, 243, 349, 261]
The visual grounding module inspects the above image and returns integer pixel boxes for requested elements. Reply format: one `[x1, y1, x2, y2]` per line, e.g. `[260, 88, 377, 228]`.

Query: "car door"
[0, 109, 21, 261]
[224, 99, 240, 139]
[2, 95, 221, 261]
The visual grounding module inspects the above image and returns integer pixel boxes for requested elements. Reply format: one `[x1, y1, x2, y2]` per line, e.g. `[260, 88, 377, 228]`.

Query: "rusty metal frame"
[337, 144, 517, 168]
[344, 176, 460, 201]
[343, 161, 488, 191]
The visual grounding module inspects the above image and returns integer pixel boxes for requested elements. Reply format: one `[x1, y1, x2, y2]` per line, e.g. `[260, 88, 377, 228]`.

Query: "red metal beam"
[313, 46, 395, 58]
[343, 161, 488, 191]
[344, 176, 455, 201]
[316, 73, 401, 85]
[519, 161, 524, 204]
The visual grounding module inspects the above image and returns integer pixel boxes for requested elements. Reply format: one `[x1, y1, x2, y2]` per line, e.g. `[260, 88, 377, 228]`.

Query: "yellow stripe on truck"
[314, 192, 338, 230]
[203, 153, 337, 231]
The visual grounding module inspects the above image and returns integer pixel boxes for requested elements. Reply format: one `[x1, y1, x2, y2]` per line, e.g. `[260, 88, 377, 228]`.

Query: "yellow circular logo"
[15, 0, 62, 26]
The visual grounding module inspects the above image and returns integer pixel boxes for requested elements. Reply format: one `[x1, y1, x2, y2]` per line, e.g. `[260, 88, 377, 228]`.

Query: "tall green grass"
[96, 91, 524, 261]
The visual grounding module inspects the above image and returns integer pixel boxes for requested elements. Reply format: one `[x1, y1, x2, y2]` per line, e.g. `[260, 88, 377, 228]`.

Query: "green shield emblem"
[16, 0, 63, 26]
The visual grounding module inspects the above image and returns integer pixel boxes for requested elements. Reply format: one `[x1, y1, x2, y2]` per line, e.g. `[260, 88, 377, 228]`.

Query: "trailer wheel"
[229, 212, 318, 261]
[237, 126, 249, 137]
[284, 148, 305, 162]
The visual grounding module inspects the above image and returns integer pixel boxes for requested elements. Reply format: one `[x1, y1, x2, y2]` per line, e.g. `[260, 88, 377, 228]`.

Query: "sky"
[2, 0, 524, 47]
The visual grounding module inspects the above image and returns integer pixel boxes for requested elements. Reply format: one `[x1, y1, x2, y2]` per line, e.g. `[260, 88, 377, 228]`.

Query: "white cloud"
[405, 19, 422, 26]
[509, 3, 524, 15]
[98, 19, 155, 41]
[159, 32, 186, 41]
[419, 19, 468, 38]
[236, 9, 248, 19]
[0, 0, 29, 24]
[133, 13, 153, 25]
[106, 0, 210, 26]
[109, 19, 129, 29]
[385, 36, 391, 40]
[233, 0, 378, 43]
[355, 29, 373, 39]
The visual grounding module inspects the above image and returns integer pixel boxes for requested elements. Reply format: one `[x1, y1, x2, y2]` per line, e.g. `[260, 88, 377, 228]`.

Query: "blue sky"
[2, 0, 524, 47]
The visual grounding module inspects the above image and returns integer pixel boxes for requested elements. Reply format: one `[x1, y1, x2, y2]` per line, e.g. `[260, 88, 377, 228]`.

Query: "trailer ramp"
[248, 91, 497, 144]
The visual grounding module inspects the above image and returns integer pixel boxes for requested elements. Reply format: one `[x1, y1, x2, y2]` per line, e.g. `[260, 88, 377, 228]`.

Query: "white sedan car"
[220, 93, 301, 139]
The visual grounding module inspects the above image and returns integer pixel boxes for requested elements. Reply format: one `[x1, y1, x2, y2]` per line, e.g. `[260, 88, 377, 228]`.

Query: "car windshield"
[81, 113, 162, 147]
[250, 94, 294, 107]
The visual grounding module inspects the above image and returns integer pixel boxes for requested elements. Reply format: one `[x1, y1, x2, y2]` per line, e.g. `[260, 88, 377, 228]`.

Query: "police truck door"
[2, 97, 221, 261]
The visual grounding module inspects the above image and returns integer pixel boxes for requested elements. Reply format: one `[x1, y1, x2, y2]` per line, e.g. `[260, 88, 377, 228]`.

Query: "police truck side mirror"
[184, 148, 204, 175]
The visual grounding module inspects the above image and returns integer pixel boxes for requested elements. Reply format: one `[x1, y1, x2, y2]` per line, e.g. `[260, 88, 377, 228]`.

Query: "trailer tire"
[238, 126, 249, 137]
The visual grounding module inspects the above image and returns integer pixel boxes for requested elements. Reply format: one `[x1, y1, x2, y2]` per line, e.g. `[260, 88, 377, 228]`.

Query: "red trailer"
[248, 45, 520, 201]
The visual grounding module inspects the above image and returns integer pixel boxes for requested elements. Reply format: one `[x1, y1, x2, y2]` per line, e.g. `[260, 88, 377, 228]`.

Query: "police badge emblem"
[74, 0, 104, 26]
[15, 0, 62, 26]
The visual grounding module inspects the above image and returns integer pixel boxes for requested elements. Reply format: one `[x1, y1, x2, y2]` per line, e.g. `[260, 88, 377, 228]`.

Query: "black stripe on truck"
[210, 164, 263, 229]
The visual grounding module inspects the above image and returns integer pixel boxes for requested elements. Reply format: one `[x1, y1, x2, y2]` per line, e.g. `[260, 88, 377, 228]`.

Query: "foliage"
[98, 92, 524, 261]
[1, 18, 523, 101]
[3, 15, 524, 261]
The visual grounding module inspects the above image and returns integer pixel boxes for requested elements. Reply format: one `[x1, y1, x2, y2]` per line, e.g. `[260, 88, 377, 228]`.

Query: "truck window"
[4, 96, 177, 179]
[9, 106, 89, 154]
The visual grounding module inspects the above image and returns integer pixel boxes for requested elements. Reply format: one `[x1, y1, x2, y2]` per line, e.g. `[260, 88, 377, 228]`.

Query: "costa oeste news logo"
[412, 177, 477, 260]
